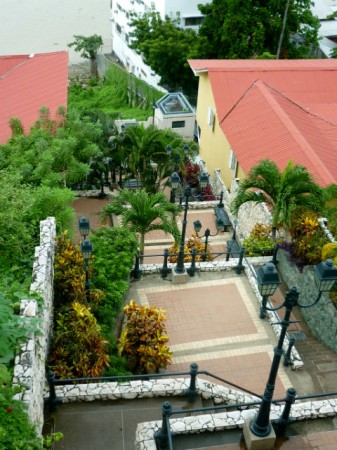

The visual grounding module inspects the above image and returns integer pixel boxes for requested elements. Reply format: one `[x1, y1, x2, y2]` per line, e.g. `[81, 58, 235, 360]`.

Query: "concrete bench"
[122, 179, 142, 190]
[214, 206, 231, 231]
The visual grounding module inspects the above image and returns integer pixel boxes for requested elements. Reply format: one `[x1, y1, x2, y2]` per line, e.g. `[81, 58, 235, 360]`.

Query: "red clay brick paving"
[146, 284, 257, 345]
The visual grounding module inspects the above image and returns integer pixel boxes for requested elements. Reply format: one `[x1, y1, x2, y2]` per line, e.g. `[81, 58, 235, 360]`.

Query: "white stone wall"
[13, 217, 56, 434]
[134, 396, 337, 450]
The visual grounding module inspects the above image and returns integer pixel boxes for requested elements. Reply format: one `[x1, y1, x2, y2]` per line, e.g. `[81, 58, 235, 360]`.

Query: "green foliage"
[50, 301, 110, 379]
[68, 64, 162, 119]
[129, 12, 209, 94]
[9, 117, 25, 138]
[198, 0, 319, 59]
[101, 189, 181, 256]
[321, 243, 337, 264]
[0, 170, 37, 267]
[169, 233, 214, 262]
[0, 367, 42, 449]
[54, 232, 103, 307]
[243, 223, 275, 256]
[288, 208, 326, 265]
[68, 34, 103, 60]
[118, 300, 172, 374]
[54, 233, 87, 306]
[230, 159, 324, 239]
[68, 34, 103, 77]
[29, 186, 76, 234]
[0, 291, 41, 364]
[90, 227, 138, 328]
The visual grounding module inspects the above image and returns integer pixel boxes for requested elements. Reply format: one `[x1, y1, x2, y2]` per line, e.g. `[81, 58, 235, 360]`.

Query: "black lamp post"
[80, 239, 93, 303]
[193, 219, 225, 261]
[250, 259, 337, 438]
[257, 263, 282, 319]
[78, 217, 90, 240]
[172, 171, 209, 274]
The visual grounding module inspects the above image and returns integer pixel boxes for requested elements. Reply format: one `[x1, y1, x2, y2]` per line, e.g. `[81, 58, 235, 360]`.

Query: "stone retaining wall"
[278, 249, 337, 353]
[13, 217, 56, 434]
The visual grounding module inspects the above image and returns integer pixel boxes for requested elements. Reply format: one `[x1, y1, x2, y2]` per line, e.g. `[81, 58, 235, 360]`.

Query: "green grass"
[68, 63, 163, 120]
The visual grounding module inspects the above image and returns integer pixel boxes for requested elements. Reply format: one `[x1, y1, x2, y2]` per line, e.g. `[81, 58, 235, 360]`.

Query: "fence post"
[185, 363, 199, 403]
[47, 371, 61, 412]
[217, 191, 224, 208]
[226, 243, 231, 262]
[131, 251, 142, 280]
[187, 248, 197, 277]
[273, 387, 297, 437]
[235, 246, 245, 275]
[161, 248, 170, 279]
[154, 401, 172, 450]
[271, 244, 279, 265]
[283, 336, 296, 367]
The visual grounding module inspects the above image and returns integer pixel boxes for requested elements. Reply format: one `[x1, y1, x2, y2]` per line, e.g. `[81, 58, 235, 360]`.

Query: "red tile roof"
[0, 51, 68, 144]
[188, 59, 337, 186]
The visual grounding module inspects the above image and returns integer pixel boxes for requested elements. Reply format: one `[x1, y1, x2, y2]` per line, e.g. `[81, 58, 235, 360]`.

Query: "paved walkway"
[51, 196, 337, 449]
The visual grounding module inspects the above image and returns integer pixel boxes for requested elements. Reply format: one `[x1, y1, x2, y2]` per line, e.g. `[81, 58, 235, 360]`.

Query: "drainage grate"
[288, 331, 306, 341]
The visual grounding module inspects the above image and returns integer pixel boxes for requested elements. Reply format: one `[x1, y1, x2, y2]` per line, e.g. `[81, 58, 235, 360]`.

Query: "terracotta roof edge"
[256, 82, 336, 185]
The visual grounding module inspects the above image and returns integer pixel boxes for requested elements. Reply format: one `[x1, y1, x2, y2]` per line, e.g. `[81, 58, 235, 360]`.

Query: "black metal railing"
[154, 387, 337, 450]
[130, 245, 279, 280]
[46, 363, 263, 413]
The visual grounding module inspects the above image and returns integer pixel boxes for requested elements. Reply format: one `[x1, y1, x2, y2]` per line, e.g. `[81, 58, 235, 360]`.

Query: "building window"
[229, 148, 238, 173]
[207, 107, 215, 130]
[184, 17, 203, 26]
[172, 120, 185, 129]
[116, 23, 122, 34]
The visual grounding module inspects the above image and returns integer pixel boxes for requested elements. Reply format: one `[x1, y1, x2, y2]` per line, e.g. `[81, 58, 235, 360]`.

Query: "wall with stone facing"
[278, 248, 337, 353]
[13, 217, 56, 434]
[135, 395, 337, 450]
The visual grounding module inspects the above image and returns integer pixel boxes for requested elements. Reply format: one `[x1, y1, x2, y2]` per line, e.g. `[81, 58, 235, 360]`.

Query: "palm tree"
[122, 125, 165, 180]
[230, 159, 324, 239]
[101, 189, 181, 261]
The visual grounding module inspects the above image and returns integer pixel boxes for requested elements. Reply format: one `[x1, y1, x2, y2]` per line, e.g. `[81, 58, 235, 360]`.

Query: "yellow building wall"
[195, 73, 243, 189]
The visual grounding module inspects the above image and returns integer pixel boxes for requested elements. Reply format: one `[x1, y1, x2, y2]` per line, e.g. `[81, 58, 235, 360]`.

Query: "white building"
[111, 0, 209, 91]
[312, 0, 337, 56]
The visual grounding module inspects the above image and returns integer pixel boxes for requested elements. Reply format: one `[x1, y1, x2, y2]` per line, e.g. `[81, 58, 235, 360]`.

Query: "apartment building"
[111, 0, 208, 90]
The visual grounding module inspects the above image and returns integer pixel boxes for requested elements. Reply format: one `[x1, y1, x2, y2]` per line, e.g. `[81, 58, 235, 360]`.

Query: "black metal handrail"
[130, 245, 278, 279]
[155, 387, 337, 449]
[46, 363, 263, 411]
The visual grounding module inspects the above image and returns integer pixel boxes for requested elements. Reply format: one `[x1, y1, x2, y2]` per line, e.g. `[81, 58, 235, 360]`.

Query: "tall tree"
[198, 0, 320, 59]
[230, 159, 324, 239]
[129, 12, 209, 93]
[101, 189, 181, 260]
[68, 34, 103, 78]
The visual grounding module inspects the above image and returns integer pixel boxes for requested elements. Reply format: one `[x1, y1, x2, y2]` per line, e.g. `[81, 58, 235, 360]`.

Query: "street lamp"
[172, 171, 209, 274]
[249, 259, 337, 439]
[80, 239, 93, 303]
[257, 262, 282, 319]
[78, 217, 90, 240]
[193, 219, 225, 261]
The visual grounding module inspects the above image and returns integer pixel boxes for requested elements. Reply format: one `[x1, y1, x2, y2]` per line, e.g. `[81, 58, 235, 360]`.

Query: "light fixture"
[170, 172, 181, 189]
[314, 259, 337, 292]
[256, 262, 281, 297]
[78, 217, 90, 239]
[80, 239, 93, 260]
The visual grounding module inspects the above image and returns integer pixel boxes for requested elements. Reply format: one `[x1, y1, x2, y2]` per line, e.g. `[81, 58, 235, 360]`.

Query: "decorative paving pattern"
[137, 277, 292, 398]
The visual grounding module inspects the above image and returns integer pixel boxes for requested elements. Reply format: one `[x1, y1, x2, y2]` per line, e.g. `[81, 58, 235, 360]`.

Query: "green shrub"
[90, 227, 138, 328]
[118, 300, 172, 374]
[49, 302, 110, 379]
[0, 366, 42, 449]
[243, 223, 275, 256]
